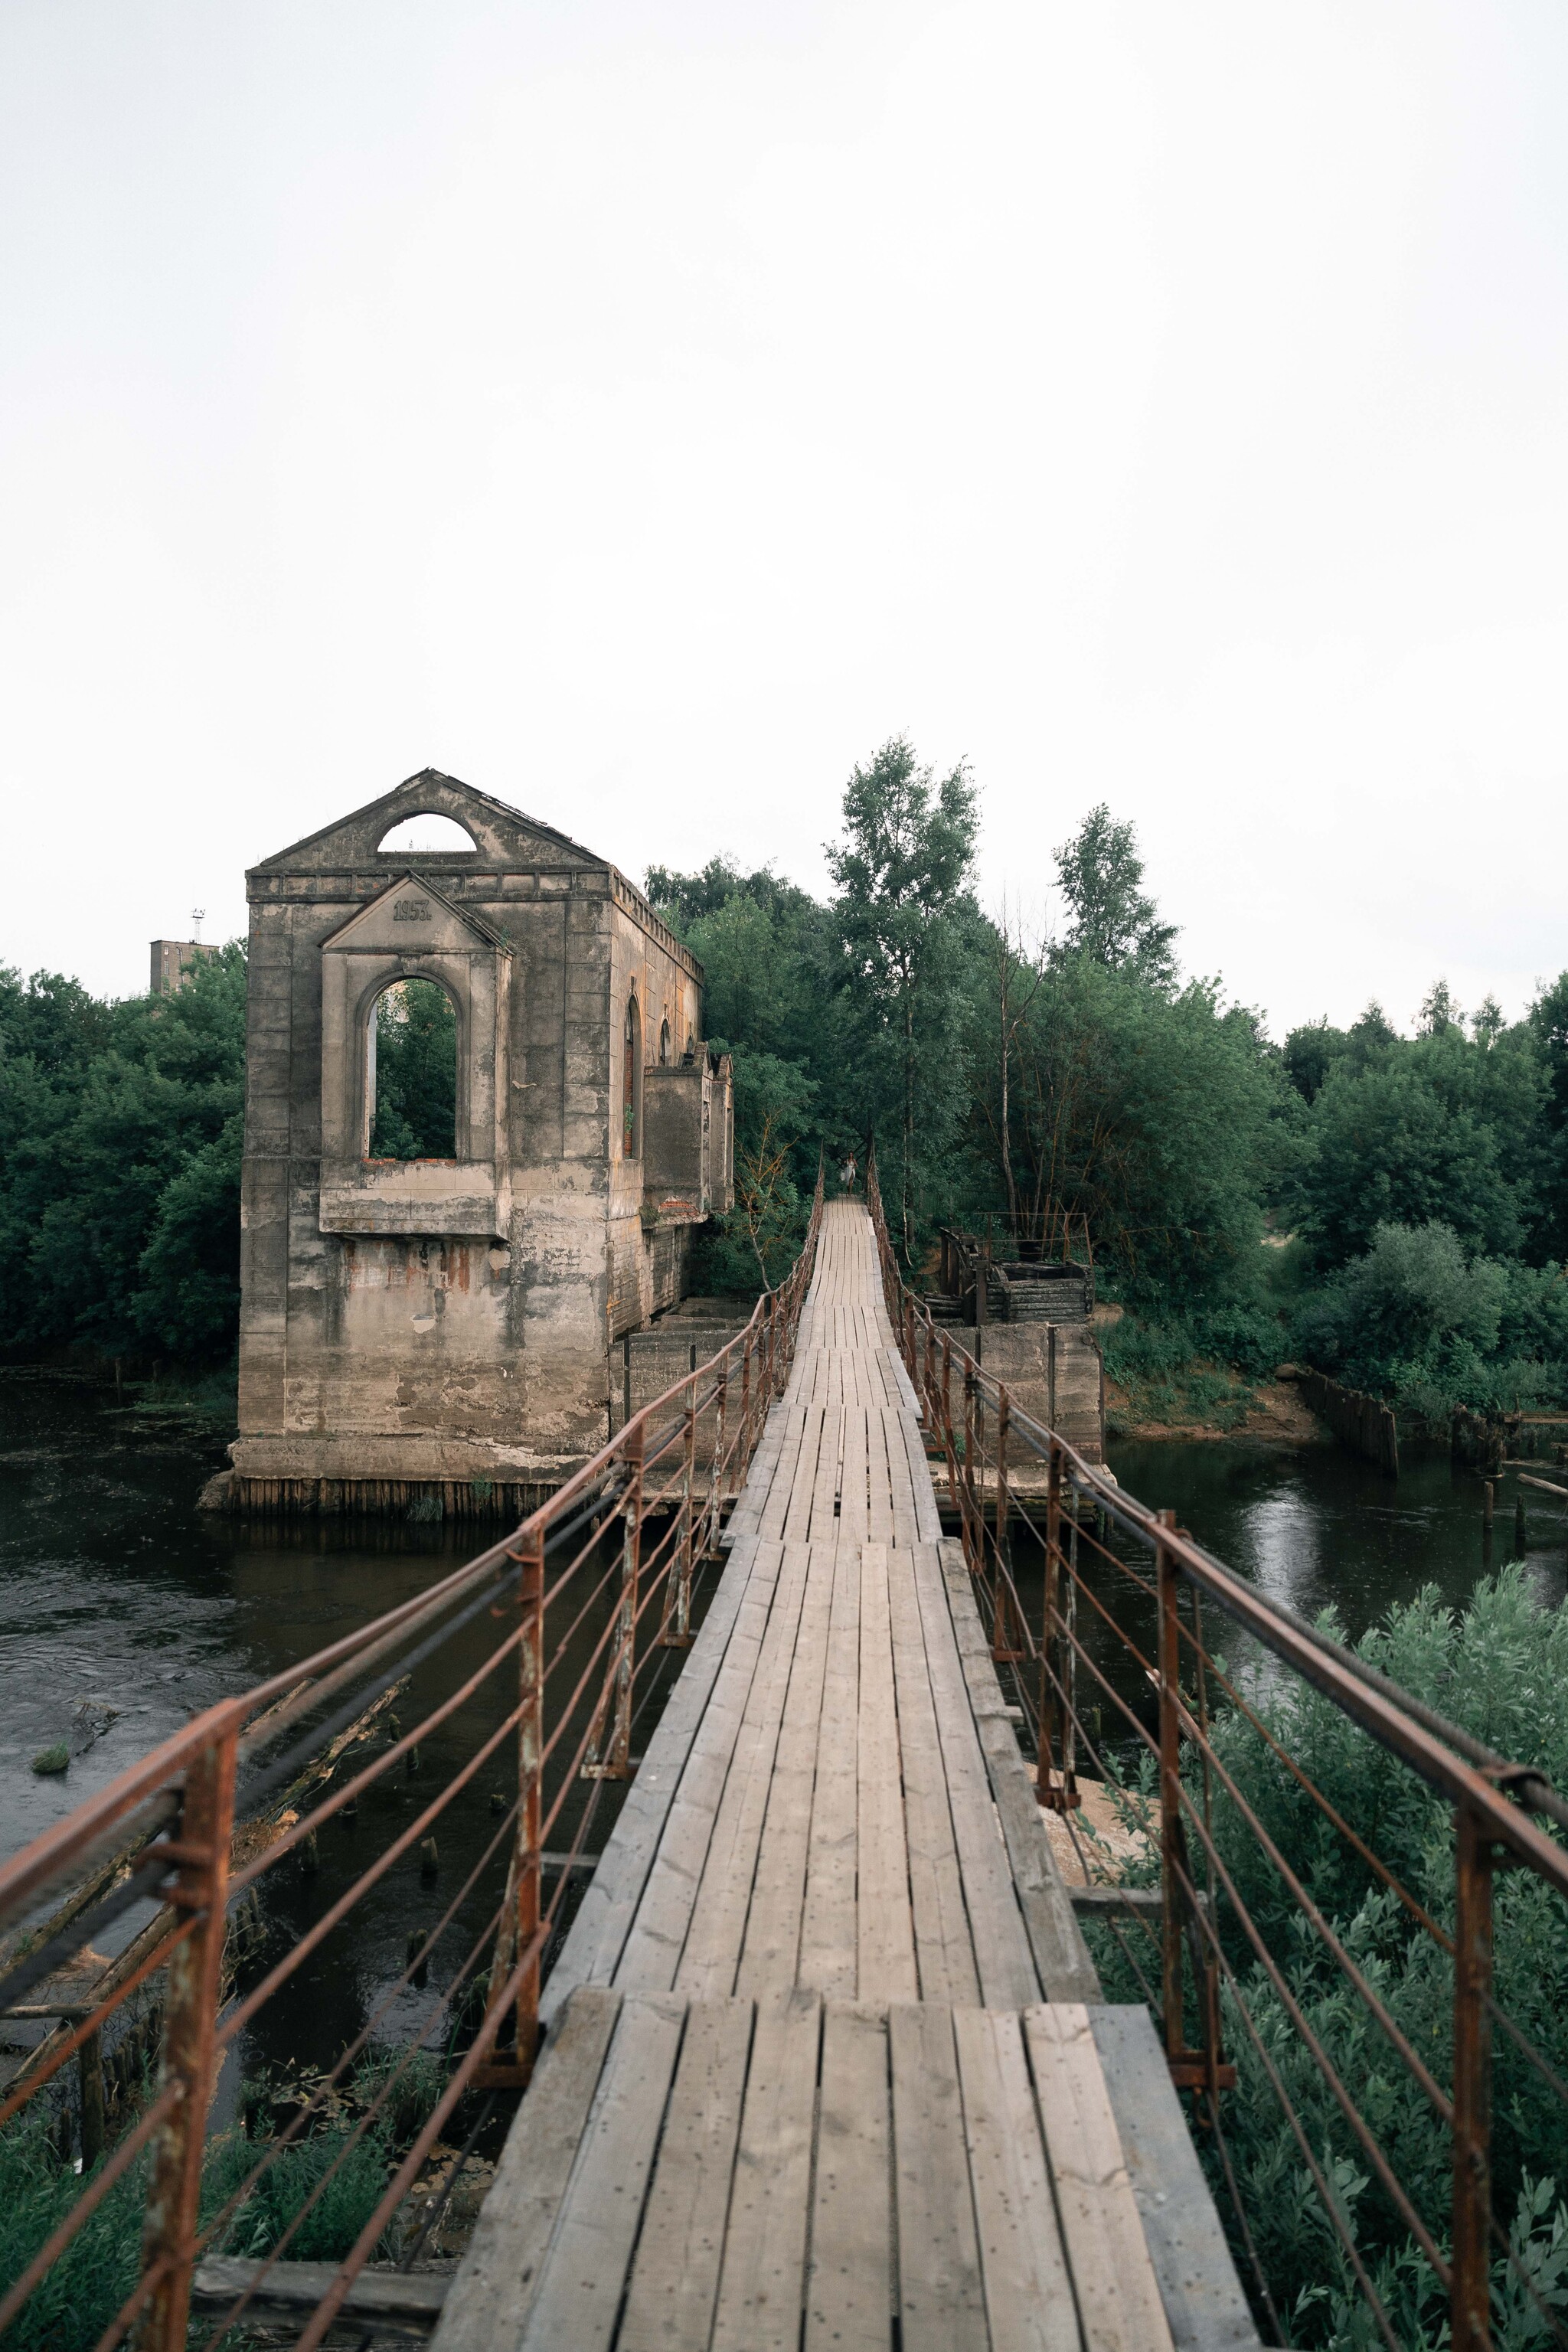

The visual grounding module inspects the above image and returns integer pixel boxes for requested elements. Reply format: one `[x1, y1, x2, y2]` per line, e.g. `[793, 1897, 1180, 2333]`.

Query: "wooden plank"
[676, 1541, 813, 1998]
[195, 2259, 446, 2323]
[583, 1543, 785, 2004]
[885, 1548, 982, 2006]
[738, 1544, 835, 1993]
[759, 1408, 814, 1542]
[516, 1994, 684, 2350]
[806, 2002, 893, 2352]
[938, 1541, 1102, 2004]
[710, 1987, 822, 2352]
[866, 1406, 895, 1545]
[839, 1404, 870, 1545]
[619, 1998, 755, 2352]
[541, 1541, 780, 2023]
[1089, 2005, 1264, 2352]
[782, 1409, 828, 1544]
[807, 1404, 844, 1544]
[799, 1540, 861, 1996]
[604, 1541, 789, 1996]
[884, 1409, 921, 1550]
[910, 1544, 1040, 2007]
[1023, 2002, 1175, 2352]
[888, 2002, 988, 2351]
[856, 1543, 919, 2002]
[953, 2006, 1080, 2352]
[896, 1407, 946, 1543]
[435, 1986, 625, 2347]
[722, 1402, 794, 1550]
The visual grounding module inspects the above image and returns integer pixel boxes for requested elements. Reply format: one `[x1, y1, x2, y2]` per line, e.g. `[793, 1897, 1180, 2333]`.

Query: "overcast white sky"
[3, 0, 1566, 1036]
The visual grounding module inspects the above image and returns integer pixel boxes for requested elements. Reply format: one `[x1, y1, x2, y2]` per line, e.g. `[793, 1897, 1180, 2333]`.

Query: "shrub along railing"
[0, 1168, 823, 2351]
[868, 1156, 1568, 2352]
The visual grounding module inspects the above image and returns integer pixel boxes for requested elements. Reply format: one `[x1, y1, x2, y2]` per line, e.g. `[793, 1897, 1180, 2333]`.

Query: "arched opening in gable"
[368, 978, 458, 1158]
[377, 812, 478, 854]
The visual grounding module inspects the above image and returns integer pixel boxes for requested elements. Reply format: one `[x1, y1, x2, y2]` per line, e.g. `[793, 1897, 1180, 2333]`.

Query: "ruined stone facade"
[231, 770, 733, 1508]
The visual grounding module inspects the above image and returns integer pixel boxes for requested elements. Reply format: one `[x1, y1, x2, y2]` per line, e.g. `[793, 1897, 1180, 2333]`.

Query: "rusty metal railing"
[868, 1156, 1568, 2352]
[0, 1166, 823, 2349]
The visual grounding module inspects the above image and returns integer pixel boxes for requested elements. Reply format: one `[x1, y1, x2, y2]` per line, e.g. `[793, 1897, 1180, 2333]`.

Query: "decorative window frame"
[316, 876, 512, 1236]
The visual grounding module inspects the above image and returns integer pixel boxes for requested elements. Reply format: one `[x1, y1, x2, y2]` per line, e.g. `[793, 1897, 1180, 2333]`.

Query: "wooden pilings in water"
[1297, 1367, 1400, 1478]
[229, 1475, 560, 1520]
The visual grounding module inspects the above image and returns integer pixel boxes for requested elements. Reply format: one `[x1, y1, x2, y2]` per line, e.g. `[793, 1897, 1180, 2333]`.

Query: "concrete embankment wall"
[927, 1320, 1105, 1468]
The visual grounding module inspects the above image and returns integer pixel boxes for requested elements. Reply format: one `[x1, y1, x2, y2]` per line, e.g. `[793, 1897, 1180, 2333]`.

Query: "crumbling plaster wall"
[234, 772, 710, 1492]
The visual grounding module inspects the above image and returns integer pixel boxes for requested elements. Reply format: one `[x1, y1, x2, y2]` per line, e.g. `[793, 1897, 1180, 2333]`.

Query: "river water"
[2, 1370, 1563, 2076]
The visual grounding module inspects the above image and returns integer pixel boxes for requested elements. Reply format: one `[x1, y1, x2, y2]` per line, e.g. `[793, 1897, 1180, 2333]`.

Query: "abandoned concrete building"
[230, 769, 733, 1512]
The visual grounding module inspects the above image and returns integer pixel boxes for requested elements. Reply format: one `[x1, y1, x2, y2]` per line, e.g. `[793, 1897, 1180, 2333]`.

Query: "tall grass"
[0, 2047, 446, 2351]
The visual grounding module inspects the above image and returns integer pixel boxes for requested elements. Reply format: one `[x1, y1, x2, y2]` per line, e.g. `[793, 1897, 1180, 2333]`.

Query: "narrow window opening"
[623, 995, 642, 1157]
[368, 979, 457, 1158]
[658, 1018, 671, 1067]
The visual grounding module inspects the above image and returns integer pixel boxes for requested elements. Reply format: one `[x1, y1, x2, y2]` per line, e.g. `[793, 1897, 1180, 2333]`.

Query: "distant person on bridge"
[839, 1152, 858, 1193]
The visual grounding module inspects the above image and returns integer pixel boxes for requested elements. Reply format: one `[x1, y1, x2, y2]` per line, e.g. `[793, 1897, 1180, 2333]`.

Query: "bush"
[1099, 1298, 1282, 1429]
[1291, 1221, 1568, 1417]
[1084, 1566, 1568, 2347]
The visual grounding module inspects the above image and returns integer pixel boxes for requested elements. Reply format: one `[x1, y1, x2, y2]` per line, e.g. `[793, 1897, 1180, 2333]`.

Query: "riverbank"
[1105, 1370, 1325, 1446]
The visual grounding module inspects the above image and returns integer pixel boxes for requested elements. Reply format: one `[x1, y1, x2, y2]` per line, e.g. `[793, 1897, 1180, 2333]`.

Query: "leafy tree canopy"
[1052, 802, 1179, 986]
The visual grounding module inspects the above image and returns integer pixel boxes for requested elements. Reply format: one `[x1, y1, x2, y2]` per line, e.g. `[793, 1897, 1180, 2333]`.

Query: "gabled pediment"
[321, 874, 511, 956]
[251, 768, 603, 875]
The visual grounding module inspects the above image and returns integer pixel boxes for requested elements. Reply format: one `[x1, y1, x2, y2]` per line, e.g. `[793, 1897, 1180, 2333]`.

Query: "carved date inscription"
[394, 899, 431, 922]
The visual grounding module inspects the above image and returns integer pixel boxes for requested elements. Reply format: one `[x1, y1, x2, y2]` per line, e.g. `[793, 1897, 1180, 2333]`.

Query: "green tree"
[1053, 804, 1178, 985]
[1527, 971, 1568, 1261]
[1287, 1023, 1545, 1270]
[826, 736, 978, 1257]
[967, 949, 1279, 1302]
[368, 980, 457, 1159]
[0, 945, 248, 1362]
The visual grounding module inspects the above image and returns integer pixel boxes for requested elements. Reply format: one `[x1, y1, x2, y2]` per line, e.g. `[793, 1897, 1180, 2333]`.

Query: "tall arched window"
[368, 978, 457, 1158]
[623, 995, 642, 1157]
[658, 1018, 671, 1067]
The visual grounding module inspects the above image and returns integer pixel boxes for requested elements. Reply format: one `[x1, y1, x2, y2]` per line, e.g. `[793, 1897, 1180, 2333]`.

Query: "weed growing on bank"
[0, 2048, 446, 2350]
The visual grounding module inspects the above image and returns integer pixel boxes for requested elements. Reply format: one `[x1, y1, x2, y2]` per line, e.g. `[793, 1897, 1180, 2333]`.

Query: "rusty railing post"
[741, 1328, 753, 1460]
[585, 1418, 642, 1780]
[1452, 1795, 1495, 2352]
[712, 1356, 729, 1541]
[962, 1355, 979, 1572]
[939, 1333, 959, 1504]
[1062, 1483, 1080, 1811]
[1157, 1507, 1189, 2069]
[478, 1522, 546, 2090]
[1037, 1442, 1063, 1810]
[992, 1384, 1024, 1662]
[662, 1378, 698, 1648]
[515, 1521, 545, 2072]
[136, 1723, 237, 2352]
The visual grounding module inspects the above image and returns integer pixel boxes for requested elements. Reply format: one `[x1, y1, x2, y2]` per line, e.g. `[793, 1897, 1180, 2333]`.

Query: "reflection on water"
[1109, 1432, 1567, 1635]
[998, 1428, 1568, 1777]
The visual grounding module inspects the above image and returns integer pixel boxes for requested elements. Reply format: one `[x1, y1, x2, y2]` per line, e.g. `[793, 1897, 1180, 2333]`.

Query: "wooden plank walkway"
[433, 1202, 1262, 2352]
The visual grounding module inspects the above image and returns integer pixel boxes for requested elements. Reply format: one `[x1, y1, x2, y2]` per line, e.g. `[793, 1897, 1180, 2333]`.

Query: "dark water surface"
[1108, 1429, 1567, 1633]
[0, 1370, 682, 2087]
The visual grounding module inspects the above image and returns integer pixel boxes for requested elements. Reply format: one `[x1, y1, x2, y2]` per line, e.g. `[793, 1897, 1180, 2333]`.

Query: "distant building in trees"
[149, 939, 219, 995]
